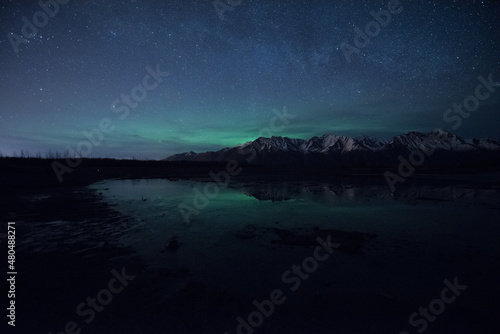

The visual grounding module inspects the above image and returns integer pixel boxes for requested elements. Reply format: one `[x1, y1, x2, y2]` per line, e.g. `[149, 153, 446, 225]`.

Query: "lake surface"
[80, 177, 500, 333]
[13, 176, 500, 333]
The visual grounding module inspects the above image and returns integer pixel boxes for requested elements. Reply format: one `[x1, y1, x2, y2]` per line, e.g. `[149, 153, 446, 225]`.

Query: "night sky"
[1, 0, 499, 159]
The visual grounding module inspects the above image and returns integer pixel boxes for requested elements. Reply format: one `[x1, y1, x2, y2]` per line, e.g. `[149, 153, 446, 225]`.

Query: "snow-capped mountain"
[165, 129, 500, 169]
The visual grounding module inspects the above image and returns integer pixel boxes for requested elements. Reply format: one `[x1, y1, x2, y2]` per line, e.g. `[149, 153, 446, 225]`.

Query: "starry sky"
[1, 0, 499, 159]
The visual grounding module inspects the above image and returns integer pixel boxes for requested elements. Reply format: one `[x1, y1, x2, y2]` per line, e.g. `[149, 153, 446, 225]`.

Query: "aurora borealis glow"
[1, 0, 499, 159]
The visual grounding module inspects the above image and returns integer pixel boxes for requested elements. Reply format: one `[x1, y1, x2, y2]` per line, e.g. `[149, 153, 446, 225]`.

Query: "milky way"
[1, 0, 499, 159]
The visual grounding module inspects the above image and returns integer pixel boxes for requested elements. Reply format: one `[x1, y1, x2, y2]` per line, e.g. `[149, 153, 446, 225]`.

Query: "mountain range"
[165, 129, 500, 170]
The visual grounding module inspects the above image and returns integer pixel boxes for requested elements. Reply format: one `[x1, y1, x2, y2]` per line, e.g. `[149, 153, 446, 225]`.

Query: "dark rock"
[166, 236, 179, 251]
[271, 228, 377, 254]
[173, 266, 189, 278]
[157, 266, 189, 278]
[234, 230, 256, 240]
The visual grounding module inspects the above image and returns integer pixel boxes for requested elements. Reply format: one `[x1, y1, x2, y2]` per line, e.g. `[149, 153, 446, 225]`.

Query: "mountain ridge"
[164, 129, 500, 169]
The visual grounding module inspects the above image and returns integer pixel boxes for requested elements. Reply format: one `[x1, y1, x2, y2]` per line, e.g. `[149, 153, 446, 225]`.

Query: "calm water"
[82, 178, 500, 333]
